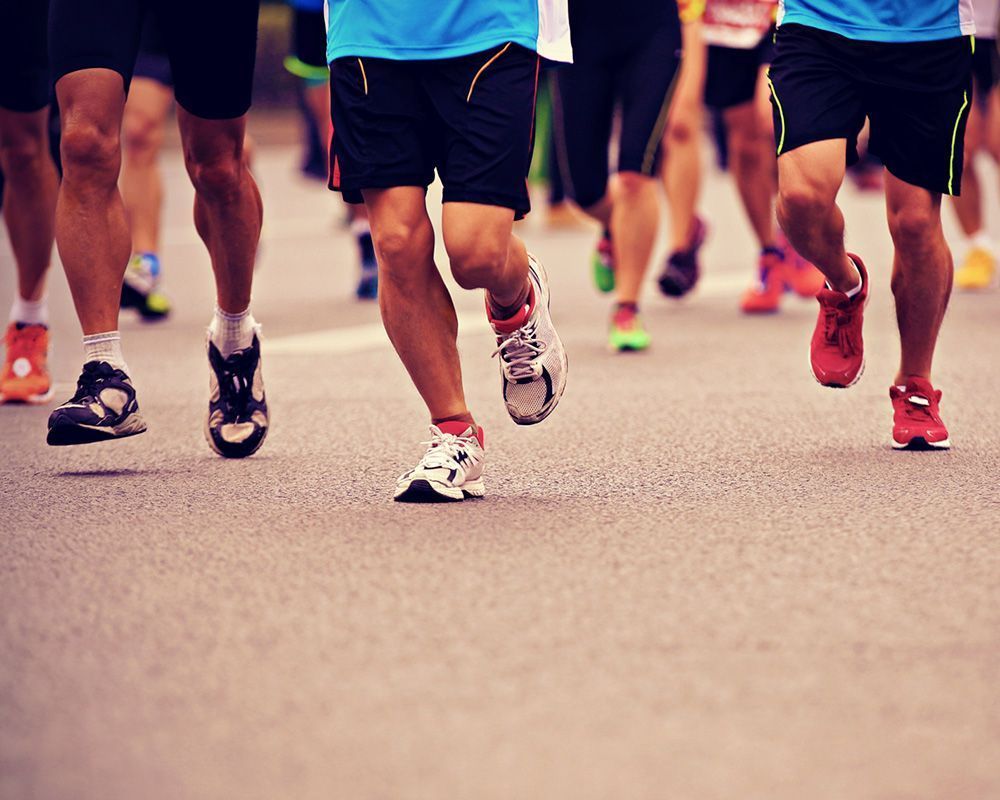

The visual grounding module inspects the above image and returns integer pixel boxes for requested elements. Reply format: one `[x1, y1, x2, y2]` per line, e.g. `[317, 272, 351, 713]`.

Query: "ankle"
[83, 330, 128, 372]
[487, 279, 531, 320]
[209, 305, 257, 357]
[432, 411, 475, 427]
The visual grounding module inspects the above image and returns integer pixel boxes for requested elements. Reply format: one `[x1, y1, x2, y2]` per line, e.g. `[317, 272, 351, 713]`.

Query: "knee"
[667, 110, 696, 145]
[615, 171, 653, 197]
[448, 237, 508, 291]
[0, 135, 47, 178]
[60, 119, 119, 181]
[122, 113, 162, 163]
[777, 181, 829, 226]
[186, 151, 243, 202]
[730, 133, 764, 169]
[371, 221, 432, 279]
[887, 206, 940, 253]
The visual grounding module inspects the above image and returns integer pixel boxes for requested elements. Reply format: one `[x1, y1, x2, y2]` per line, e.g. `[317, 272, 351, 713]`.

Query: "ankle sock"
[83, 331, 127, 371]
[209, 306, 257, 357]
[826, 257, 863, 298]
[10, 295, 48, 326]
[967, 230, 995, 255]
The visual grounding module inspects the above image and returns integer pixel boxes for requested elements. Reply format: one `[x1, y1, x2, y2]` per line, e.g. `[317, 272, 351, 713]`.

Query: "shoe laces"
[215, 348, 256, 414]
[822, 303, 858, 357]
[897, 389, 939, 423]
[71, 361, 117, 402]
[492, 319, 545, 380]
[419, 426, 478, 469]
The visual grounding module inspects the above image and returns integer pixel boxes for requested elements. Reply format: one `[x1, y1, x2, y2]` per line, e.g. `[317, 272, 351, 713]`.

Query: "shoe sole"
[394, 478, 485, 503]
[1, 387, 54, 405]
[47, 418, 148, 446]
[892, 436, 951, 451]
[204, 416, 269, 459]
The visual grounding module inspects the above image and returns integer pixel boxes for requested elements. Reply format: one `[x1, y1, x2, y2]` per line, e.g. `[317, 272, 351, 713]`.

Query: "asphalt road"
[2, 122, 998, 799]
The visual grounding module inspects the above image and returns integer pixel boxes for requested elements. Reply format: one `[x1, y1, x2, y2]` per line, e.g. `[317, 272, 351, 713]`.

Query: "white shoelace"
[492, 321, 546, 381]
[418, 426, 478, 469]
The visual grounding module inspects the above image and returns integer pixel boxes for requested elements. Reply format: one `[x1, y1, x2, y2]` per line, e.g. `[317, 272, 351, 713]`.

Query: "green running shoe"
[121, 253, 172, 321]
[591, 231, 615, 293]
[608, 305, 650, 352]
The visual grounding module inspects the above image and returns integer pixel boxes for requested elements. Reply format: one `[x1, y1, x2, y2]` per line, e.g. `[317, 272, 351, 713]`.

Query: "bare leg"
[776, 139, 858, 291]
[0, 107, 58, 301]
[54, 69, 130, 335]
[121, 77, 173, 254]
[177, 108, 261, 313]
[662, 20, 705, 252]
[605, 173, 659, 305]
[885, 173, 951, 382]
[364, 187, 469, 422]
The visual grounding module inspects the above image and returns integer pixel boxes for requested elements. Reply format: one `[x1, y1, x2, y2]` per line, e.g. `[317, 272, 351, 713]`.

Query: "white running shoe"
[489, 255, 568, 425]
[394, 422, 486, 502]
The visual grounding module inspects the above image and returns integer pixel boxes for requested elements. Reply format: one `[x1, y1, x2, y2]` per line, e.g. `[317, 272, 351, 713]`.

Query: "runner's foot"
[1, 323, 53, 404]
[658, 216, 707, 298]
[608, 304, 650, 352]
[489, 255, 568, 425]
[740, 249, 786, 314]
[355, 228, 379, 300]
[777, 229, 825, 298]
[394, 422, 486, 502]
[954, 246, 995, 291]
[47, 361, 147, 445]
[810, 254, 868, 388]
[890, 377, 950, 450]
[121, 253, 171, 321]
[591, 230, 615, 293]
[206, 332, 269, 458]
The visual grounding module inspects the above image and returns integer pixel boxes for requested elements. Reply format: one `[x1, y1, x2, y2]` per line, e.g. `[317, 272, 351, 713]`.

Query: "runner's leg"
[122, 78, 173, 255]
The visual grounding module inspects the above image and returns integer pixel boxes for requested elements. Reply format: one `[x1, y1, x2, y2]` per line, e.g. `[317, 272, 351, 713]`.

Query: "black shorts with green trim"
[768, 23, 974, 196]
[285, 8, 328, 82]
[0, 0, 49, 112]
[328, 43, 540, 219]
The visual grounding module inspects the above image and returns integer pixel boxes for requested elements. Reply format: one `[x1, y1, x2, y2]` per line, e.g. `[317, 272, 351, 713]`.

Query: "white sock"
[350, 218, 371, 237]
[83, 331, 128, 372]
[209, 306, 257, 357]
[10, 295, 49, 326]
[967, 230, 995, 255]
[827, 257, 863, 299]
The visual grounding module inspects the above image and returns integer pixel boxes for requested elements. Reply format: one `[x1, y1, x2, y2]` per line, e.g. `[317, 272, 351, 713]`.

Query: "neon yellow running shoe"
[608, 305, 650, 352]
[591, 232, 615, 293]
[955, 246, 996, 291]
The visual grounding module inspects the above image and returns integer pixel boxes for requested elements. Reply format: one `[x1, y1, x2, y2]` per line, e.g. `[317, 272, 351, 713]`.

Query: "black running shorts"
[768, 23, 974, 196]
[133, 15, 173, 88]
[972, 38, 999, 103]
[0, 0, 49, 112]
[329, 42, 541, 218]
[49, 0, 259, 120]
[552, 22, 682, 209]
[704, 29, 774, 110]
[286, 8, 328, 78]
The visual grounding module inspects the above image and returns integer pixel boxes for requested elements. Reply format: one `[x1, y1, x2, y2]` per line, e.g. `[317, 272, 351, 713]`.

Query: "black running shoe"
[47, 361, 147, 445]
[205, 334, 268, 459]
[658, 217, 707, 298]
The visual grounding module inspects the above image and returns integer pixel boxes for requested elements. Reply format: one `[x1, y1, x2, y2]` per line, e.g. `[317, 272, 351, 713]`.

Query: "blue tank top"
[778, 0, 976, 41]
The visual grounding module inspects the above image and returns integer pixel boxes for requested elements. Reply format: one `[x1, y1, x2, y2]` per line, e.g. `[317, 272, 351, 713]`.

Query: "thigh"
[865, 37, 973, 196]
[767, 24, 866, 162]
[427, 43, 541, 218]
[777, 139, 847, 206]
[705, 45, 758, 110]
[552, 60, 615, 207]
[328, 56, 433, 204]
[49, 0, 144, 94]
[617, 23, 683, 176]
[0, 0, 49, 113]
[156, 0, 260, 119]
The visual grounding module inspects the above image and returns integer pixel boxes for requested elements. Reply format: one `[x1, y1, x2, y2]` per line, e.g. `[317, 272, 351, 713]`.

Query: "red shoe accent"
[435, 421, 485, 448]
[810, 255, 868, 387]
[777, 229, 825, 298]
[890, 377, 950, 450]
[486, 283, 536, 334]
[740, 251, 785, 314]
[1, 322, 53, 404]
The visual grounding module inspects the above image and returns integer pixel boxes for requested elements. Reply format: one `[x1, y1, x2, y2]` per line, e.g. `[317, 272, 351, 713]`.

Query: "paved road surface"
[2, 123, 998, 799]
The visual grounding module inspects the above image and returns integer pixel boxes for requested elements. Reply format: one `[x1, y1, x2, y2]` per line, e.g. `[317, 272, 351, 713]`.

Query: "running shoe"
[47, 361, 147, 445]
[394, 422, 486, 502]
[954, 246, 996, 291]
[608, 305, 650, 352]
[776, 230, 826, 298]
[355, 229, 379, 300]
[658, 216, 707, 298]
[489, 255, 568, 426]
[591, 231, 615, 293]
[206, 333, 268, 458]
[890, 377, 950, 450]
[121, 252, 171, 321]
[1, 322, 53, 404]
[740, 249, 786, 314]
[810, 255, 869, 388]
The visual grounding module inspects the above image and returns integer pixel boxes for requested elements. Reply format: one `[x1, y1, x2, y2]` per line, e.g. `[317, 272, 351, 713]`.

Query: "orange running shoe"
[740, 250, 786, 314]
[777, 229, 826, 298]
[1, 322, 53, 404]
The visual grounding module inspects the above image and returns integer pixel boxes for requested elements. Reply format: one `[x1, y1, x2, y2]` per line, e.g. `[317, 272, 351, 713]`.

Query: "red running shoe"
[810, 254, 868, 388]
[890, 377, 950, 450]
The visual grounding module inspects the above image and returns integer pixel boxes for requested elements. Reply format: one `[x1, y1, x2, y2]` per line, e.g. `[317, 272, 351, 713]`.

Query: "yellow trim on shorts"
[357, 58, 368, 95]
[467, 42, 512, 103]
[948, 90, 970, 196]
[767, 71, 786, 156]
